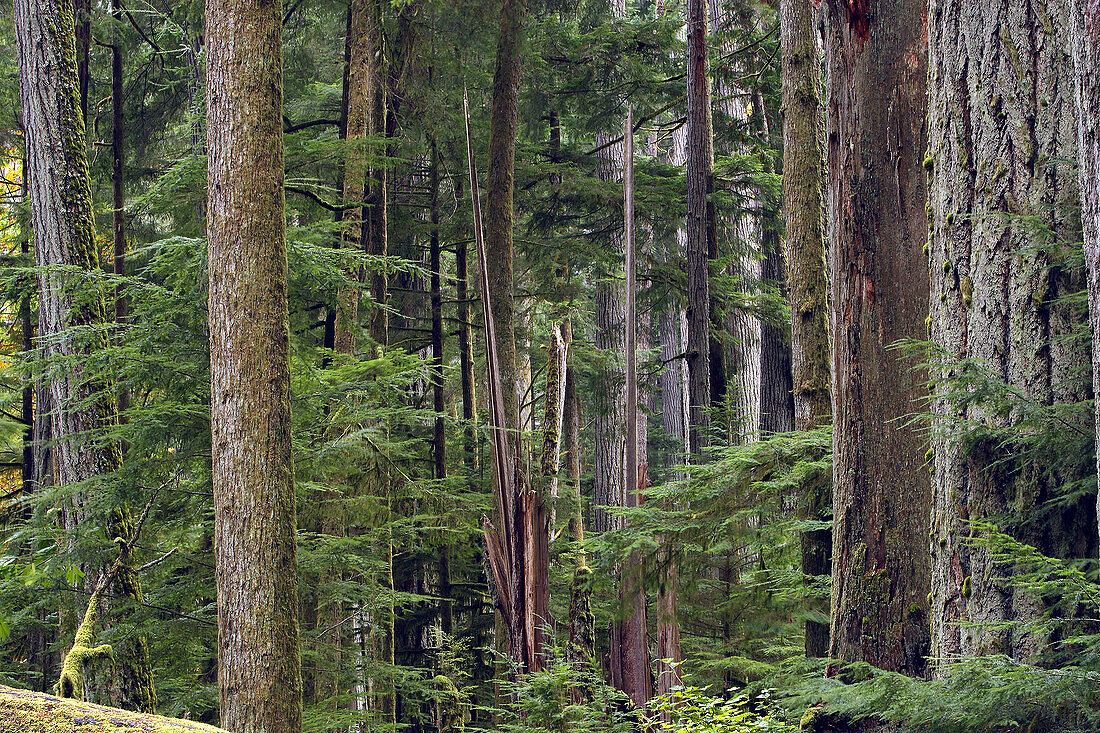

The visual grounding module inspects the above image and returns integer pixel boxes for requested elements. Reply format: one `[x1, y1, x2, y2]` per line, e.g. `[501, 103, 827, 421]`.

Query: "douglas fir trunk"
[206, 0, 303, 729]
[1071, 0, 1100, 553]
[824, 0, 931, 677]
[928, 0, 1093, 666]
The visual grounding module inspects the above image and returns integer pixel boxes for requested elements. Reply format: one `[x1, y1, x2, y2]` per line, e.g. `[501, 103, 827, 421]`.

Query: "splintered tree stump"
[0, 684, 224, 732]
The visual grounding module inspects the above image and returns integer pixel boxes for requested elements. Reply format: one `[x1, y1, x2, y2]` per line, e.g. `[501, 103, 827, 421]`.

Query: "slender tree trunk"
[686, 0, 715, 454]
[780, 0, 831, 658]
[15, 0, 155, 712]
[824, 0, 931, 677]
[618, 110, 651, 709]
[111, 6, 128, 418]
[1072, 0, 1100, 556]
[486, 0, 527, 436]
[206, 0, 303, 727]
[366, 0, 388, 354]
[928, 0, 1090, 667]
[656, 108, 688, 712]
[456, 175, 478, 473]
[564, 336, 595, 672]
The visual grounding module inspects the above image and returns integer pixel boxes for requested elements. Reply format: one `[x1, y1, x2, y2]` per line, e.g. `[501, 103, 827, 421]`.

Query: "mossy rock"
[0, 684, 224, 732]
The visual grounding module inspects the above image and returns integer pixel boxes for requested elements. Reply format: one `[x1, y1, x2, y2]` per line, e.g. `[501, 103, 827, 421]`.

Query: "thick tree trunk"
[928, 0, 1090, 667]
[686, 0, 715, 454]
[824, 0, 931, 677]
[16, 0, 155, 712]
[780, 0, 831, 658]
[1072, 0, 1100, 557]
[206, 0, 303, 728]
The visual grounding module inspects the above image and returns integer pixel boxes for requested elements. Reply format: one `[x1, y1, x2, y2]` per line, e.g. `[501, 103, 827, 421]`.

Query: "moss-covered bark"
[15, 0, 155, 712]
[781, 0, 832, 659]
[206, 0, 303, 729]
[0, 684, 225, 732]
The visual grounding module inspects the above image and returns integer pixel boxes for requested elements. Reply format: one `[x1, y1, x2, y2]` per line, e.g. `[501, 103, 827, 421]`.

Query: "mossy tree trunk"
[15, 0, 155, 712]
[927, 0, 1092, 667]
[780, 0, 832, 659]
[206, 0, 303, 729]
[823, 0, 931, 677]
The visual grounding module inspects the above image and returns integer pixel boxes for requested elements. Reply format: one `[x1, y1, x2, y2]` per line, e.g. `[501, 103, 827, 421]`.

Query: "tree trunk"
[928, 0, 1090, 667]
[486, 0, 527, 436]
[780, 0, 831, 658]
[15, 0, 155, 712]
[824, 0, 931, 677]
[618, 109, 651, 709]
[1071, 0, 1100, 559]
[686, 0, 716, 455]
[206, 0, 303, 728]
[656, 105, 688, 712]
[366, 0, 388, 354]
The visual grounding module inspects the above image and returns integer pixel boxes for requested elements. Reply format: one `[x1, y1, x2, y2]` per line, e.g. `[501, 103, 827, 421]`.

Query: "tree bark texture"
[366, 0, 388, 352]
[15, 0, 155, 711]
[686, 0, 715, 454]
[781, 0, 832, 658]
[824, 0, 931, 677]
[1071, 0, 1100, 555]
[486, 0, 527, 435]
[206, 0, 303, 729]
[928, 0, 1091, 665]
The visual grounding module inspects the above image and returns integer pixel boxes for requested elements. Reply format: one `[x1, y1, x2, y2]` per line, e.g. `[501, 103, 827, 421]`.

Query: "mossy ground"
[0, 684, 223, 732]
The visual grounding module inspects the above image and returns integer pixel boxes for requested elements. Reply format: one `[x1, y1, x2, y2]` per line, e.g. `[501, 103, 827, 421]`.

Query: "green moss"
[800, 705, 825, 732]
[961, 575, 972, 598]
[0, 683, 223, 732]
[943, 260, 951, 274]
[923, 152, 935, 171]
[960, 276, 973, 308]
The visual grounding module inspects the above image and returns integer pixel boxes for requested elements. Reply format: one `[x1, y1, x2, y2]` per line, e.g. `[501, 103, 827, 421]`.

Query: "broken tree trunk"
[0, 684, 225, 732]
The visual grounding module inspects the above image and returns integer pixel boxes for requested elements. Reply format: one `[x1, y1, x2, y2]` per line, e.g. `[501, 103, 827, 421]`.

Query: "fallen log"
[0, 684, 225, 732]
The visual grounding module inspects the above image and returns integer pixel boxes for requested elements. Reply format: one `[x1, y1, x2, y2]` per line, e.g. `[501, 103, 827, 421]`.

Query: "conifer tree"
[14, 0, 155, 711]
[823, 0, 931, 677]
[206, 0, 303, 728]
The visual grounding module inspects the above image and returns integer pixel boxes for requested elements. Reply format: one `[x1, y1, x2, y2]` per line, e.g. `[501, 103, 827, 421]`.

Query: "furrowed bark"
[206, 0, 303, 727]
[686, 0, 715, 454]
[824, 0, 931, 677]
[15, 0, 155, 711]
[1071, 0, 1100, 560]
[928, 0, 1091, 666]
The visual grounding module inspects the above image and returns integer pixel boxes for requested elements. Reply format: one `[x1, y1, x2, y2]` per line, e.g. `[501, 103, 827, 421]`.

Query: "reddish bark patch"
[847, 0, 871, 42]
